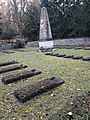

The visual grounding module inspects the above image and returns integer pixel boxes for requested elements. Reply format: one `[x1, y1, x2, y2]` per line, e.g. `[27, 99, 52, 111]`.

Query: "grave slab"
[72, 56, 83, 59]
[2, 69, 41, 84]
[74, 47, 83, 50]
[1, 50, 15, 54]
[45, 53, 53, 55]
[57, 54, 66, 57]
[64, 55, 74, 58]
[51, 53, 59, 56]
[0, 64, 28, 74]
[14, 49, 28, 52]
[14, 77, 64, 102]
[39, 48, 53, 52]
[0, 61, 18, 67]
[84, 47, 90, 50]
[82, 57, 90, 61]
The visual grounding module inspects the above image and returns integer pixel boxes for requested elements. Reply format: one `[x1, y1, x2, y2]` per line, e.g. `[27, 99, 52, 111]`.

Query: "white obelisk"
[39, 7, 52, 41]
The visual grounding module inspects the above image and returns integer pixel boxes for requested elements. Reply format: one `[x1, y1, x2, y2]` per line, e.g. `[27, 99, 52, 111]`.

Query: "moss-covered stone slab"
[0, 64, 28, 74]
[45, 53, 53, 55]
[14, 49, 27, 52]
[50, 53, 59, 56]
[57, 54, 66, 57]
[1, 50, 15, 54]
[72, 56, 83, 59]
[84, 47, 90, 50]
[14, 77, 64, 102]
[66, 47, 72, 49]
[82, 57, 90, 61]
[0, 61, 18, 67]
[64, 55, 74, 58]
[40, 48, 53, 52]
[74, 47, 83, 50]
[2, 69, 41, 84]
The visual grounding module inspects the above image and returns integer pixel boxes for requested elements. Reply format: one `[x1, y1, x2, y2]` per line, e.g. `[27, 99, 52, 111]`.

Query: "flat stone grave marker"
[14, 77, 64, 103]
[0, 61, 18, 67]
[64, 55, 74, 58]
[50, 53, 59, 56]
[72, 56, 83, 59]
[2, 69, 41, 84]
[84, 47, 90, 50]
[1, 50, 15, 54]
[0, 64, 28, 74]
[82, 57, 90, 61]
[39, 48, 53, 52]
[65, 47, 72, 49]
[14, 49, 28, 52]
[57, 54, 66, 57]
[45, 53, 53, 55]
[74, 47, 83, 50]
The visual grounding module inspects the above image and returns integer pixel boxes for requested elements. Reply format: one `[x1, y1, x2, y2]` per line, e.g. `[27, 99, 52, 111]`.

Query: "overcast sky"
[0, 0, 7, 1]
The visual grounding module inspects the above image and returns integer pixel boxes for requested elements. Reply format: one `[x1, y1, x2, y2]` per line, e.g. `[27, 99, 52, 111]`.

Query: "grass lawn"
[0, 47, 90, 120]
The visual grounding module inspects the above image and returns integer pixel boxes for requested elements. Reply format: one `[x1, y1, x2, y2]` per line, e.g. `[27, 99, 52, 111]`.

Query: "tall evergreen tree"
[41, 0, 48, 7]
[44, 0, 90, 38]
[83, 0, 90, 37]
[22, 0, 90, 39]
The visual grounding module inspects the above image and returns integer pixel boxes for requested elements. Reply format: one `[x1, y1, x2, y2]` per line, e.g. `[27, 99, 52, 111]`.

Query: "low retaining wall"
[27, 38, 90, 47]
[54, 38, 90, 46]
[27, 41, 39, 47]
[0, 38, 90, 50]
[0, 43, 14, 50]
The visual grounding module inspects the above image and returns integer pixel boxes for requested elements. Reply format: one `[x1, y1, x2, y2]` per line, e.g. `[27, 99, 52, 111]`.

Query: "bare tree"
[0, 0, 40, 39]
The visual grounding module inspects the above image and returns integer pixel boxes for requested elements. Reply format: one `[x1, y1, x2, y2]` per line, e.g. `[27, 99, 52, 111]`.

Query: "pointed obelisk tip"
[39, 7, 52, 41]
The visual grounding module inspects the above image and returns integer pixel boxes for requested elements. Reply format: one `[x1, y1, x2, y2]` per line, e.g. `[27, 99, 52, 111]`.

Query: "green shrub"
[14, 39, 25, 48]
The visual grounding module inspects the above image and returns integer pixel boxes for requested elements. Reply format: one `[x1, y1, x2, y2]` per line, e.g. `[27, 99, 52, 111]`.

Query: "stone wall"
[27, 41, 39, 47]
[0, 43, 14, 50]
[27, 38, 90, 47]
[54, 38, 90, 46]
[0, 38, 90, 50]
